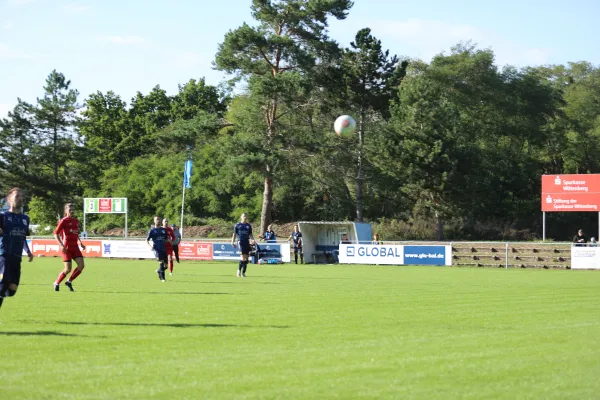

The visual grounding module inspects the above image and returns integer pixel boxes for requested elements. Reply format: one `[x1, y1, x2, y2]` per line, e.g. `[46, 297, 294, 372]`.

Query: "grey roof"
[296, 221, 355, 225]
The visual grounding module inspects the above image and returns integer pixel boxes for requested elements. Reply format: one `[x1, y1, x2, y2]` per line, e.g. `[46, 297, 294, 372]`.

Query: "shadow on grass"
[56, 321, 290, 329]
[164, 278, 284, 285]
[0, 330, 101, 337]
[84, 291, 245, 295]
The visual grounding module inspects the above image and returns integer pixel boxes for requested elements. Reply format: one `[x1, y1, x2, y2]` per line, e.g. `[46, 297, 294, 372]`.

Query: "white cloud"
[365, 18, 552, 67]
[0, 42, 32, 59]
[62, 3, 91, 14]
[97, 35, 145, 45]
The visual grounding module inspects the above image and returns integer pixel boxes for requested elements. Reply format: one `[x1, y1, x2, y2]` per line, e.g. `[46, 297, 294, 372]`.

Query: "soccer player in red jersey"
[53, 203, 86, 292]
[162, 218, 175, 275]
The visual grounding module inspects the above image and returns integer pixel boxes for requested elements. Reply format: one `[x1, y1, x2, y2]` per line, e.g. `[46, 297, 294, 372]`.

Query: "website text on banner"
[571, 246, 600, 270]
[179, 241, 213, 260]
[101, 240, 155, 259]
[542, 174, 600, 212]
[338, 244, 452, 266]
[30, 239, 102, 257]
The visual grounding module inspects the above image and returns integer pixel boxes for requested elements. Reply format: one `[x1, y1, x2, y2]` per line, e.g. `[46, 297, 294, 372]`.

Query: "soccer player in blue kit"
[146, 216, 171, 282]
[0, 187, 34, 311]
[288, 224, 304, 264]
[232, 213, 256, 277]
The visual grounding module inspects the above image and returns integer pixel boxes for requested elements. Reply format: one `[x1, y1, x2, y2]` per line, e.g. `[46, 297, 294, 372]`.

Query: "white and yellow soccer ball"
[334, 115, 356, 137]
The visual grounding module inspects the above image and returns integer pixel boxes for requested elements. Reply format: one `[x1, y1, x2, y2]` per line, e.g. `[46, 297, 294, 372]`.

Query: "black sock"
[0, 296, 4, 310]
[242, 261, 248, 273]
[238, 261, 243, 272]
[300, 253, 304, 264]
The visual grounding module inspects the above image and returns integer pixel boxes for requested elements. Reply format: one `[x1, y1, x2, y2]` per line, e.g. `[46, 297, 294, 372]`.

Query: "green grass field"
[1, 258, 599, 399]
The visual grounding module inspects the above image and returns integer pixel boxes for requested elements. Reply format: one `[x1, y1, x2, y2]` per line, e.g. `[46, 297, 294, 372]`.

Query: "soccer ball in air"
[334, 115, 356, 137]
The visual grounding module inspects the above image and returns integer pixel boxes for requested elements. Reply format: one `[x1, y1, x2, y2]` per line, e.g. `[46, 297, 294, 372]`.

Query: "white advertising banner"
[101, 240, 156, 259]
[571, 246, 600, 269]
[339, 244, 404, 265]
[338, 244, 452, 266]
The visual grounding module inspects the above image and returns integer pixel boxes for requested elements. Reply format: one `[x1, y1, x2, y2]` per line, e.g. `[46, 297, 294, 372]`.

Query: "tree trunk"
[260, 168, 273, 237]
[435, 211, 444, 241]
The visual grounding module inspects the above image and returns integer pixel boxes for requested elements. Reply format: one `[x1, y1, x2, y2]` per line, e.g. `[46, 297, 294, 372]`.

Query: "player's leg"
[173, 245, 180, 263]
[65, 254, 85, 292]
[299, 247, 304, 264]
[0, 257, 21, 309]
[293, 248, 298, 264]
[167, 247, 174, 275]
[241, 255, 248, 276]
[154, 250, 165, 281]
[0, 257, 6, 309]
[54, 255, 72, 291]
[241, 242, 250, 276]
[159, 252, 168, 281]
[237, 255, 243, 277]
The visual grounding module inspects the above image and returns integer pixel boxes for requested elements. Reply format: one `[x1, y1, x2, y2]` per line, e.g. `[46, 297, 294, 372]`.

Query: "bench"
[312, 245, 339, 264]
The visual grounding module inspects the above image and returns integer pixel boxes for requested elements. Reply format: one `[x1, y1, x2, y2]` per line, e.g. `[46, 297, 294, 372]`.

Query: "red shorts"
[165, 244, 173, 256]
[62, 245, 83, 262]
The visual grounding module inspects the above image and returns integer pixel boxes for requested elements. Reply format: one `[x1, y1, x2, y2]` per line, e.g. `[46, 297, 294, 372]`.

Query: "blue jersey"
[147, 226, 168, 251]
[291, 231, 303, 247]
[264, 230, 276, 242]
[0, 212, 30, 258]
[234, 222, 253, 243]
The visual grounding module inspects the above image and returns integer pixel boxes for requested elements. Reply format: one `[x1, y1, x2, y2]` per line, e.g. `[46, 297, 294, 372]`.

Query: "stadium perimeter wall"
[24, 238, 587, 269]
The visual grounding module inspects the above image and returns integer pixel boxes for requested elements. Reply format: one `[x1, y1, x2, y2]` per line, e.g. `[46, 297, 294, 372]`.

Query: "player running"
[171, 224, 181, 263]
[231, 213, 255, 277]
[288, 224, 303, 264]
[53, 203, 86, 292]
[0, 187, 34, 311]
[162, 218, 175, 275]
[147, 216, 170, 282]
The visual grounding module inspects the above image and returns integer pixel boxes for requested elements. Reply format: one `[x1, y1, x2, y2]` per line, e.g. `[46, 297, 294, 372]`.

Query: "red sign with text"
[542, 174, 600, 212]
[31, 239, 103, 257]
[179, 241, 213, 260]
[99, 198, 112, 213]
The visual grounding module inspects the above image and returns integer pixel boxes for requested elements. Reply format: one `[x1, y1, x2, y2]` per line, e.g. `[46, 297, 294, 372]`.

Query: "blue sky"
[1, 0, 599, 118]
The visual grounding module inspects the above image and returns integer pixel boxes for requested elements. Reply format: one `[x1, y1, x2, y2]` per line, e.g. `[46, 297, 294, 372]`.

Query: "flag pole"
[180, 166, 186, 238]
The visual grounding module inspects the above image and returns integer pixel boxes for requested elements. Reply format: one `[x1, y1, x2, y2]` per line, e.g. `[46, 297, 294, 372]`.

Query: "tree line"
[1, 0, 599, 241]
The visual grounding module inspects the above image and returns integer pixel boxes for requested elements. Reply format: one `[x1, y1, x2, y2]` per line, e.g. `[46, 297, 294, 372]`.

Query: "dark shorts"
[62, 245, 83, 262]
[294, 246, 303, 252]
[239, 241, 251, 256]
[154, 249, 168, 262]
[0, 255, 22, 286]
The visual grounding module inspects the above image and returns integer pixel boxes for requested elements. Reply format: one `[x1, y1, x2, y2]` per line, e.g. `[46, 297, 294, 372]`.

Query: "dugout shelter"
[296, 221, 372, 264]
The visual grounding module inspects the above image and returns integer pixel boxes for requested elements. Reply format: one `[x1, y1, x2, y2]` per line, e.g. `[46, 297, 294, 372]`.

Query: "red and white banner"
[178, 241, 213, 260]
[542, 174, 600, 212]
[30, 239, 103, 258]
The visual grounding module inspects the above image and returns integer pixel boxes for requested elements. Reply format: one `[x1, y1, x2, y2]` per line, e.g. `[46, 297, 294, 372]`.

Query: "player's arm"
[78, 234, 86, 250]
[146, 230, 154, 249]
[53, 220, 66, 252]
[23, 240, 33, 262]
[231, 226, 238, 248]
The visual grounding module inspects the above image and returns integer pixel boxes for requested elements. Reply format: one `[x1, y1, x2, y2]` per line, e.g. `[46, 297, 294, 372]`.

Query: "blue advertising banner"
[212, 243, 285, 261]
[212, 243, 241, 260]
[403, 245, 447, 266]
